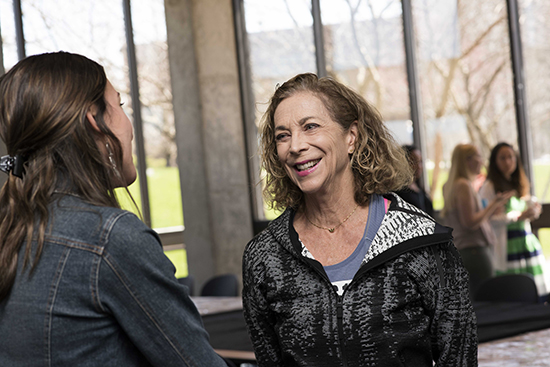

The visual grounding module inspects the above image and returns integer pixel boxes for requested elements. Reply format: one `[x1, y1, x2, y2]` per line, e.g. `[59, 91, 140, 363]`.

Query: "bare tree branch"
[344, 0, 383, 106]
[432, 59, 460, 118]
[459, 15, 506, 61]
[282, 0, 301, 29]
[472, 59, 507, 120]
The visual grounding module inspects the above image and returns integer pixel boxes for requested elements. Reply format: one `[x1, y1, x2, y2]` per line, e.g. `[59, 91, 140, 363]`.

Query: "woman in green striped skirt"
[480, 142, 549, 299]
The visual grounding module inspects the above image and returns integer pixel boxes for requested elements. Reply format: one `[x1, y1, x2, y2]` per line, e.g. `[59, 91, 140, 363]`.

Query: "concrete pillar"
[165, 0, 216, 290]
[192, 0, 254, 280]
[164, 0, 254, 291]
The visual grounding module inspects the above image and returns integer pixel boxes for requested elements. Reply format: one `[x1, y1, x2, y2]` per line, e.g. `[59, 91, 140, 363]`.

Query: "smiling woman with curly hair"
[243, 73, 477, 367]
[260, 73, 412, 211]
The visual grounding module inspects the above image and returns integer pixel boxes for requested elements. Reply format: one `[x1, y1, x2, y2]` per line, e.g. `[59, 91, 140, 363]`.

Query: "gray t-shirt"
[299, 194, 386, 296]
[324, 194, 385, 295]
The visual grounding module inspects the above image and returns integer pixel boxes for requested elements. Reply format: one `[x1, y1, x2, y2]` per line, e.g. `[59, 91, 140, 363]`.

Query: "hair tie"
[0, 154, 25, 178]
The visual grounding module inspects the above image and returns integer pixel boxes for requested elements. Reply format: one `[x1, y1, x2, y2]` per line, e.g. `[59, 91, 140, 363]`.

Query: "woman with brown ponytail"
[0, 52, 227, 367]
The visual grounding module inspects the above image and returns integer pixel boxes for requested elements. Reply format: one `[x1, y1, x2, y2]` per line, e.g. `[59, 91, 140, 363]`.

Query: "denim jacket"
[0, 194, 226, 367]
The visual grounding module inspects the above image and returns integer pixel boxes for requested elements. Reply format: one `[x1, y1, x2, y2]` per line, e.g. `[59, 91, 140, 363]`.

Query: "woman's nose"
[289, 133, 307, 154]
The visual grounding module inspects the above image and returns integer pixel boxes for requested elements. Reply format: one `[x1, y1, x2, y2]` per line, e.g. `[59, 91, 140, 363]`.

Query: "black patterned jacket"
[242, 193, 477, 367]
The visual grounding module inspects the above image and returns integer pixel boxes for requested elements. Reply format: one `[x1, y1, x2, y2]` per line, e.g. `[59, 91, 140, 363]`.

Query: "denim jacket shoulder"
[0, 194, 226, 367]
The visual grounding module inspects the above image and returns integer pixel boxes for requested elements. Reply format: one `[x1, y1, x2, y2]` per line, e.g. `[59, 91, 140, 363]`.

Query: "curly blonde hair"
[260, 73, 412, 211]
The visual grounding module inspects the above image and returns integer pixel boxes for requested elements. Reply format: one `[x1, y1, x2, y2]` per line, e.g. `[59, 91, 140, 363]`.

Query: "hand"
[493, 204, 505, 216]
[519, 207, 534, 221]
[533, 202, 542, 219]
[524, 202, 542, 220]
[495, 190, 515, 204]
[521, 196, 542, 221]
[490, 191, 514, 215]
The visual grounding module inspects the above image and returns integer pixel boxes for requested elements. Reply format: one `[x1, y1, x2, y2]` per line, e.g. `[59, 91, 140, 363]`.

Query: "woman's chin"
[125, 170, 138, 187]
[115, 168, 137, 188]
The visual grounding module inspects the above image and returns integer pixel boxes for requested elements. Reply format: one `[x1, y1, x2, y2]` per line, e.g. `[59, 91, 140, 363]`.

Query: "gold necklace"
[305, 204, 359, 233]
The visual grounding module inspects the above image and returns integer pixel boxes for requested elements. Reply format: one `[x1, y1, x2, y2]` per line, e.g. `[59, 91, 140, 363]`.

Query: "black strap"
[431, 246, 447, 288]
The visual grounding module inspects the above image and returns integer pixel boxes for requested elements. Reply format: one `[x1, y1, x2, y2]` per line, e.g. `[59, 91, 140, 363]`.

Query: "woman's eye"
[275, 133, 289, 141]
[305, 123, 318, 130]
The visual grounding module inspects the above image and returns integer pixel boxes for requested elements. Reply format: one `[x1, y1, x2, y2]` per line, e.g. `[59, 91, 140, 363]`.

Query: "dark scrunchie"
[0, 154, 26, 178]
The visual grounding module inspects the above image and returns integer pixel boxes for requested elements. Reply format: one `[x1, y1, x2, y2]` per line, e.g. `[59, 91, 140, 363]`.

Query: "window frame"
[3, 0, 184, 246]
[233, 0, 540, 233]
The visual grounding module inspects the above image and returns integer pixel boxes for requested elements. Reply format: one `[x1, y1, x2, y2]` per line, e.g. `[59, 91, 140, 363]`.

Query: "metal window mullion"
[312, 0, 327, 77]
[232, 0, 264, 222]
[401, 0, 428, 190]
[13, 0, 25, 60]
[0, 16, 5, 75]
[507, 0, 534, 191]
[122, 0, 151, 227]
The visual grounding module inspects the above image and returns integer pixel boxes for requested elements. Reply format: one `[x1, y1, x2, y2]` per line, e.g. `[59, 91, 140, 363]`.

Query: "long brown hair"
[487, 142, 529, 197]
[260, 73, 412, 211]
[0, 52, 129, 301]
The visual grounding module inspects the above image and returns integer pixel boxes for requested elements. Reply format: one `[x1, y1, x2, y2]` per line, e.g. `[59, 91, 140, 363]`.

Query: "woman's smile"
[294, 159, 321, 176]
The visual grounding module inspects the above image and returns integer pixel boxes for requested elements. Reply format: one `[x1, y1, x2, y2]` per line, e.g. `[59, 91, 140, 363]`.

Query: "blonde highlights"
[441, 143, 479, 217]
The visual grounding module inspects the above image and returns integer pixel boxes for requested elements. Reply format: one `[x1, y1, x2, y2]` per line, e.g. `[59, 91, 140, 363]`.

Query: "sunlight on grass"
[538, 229, 550, 257]
[427, 169, 448, 211]
[116, 158, 184, 228]
[164, 249, 188, 278]
[115, 158, 186, 274]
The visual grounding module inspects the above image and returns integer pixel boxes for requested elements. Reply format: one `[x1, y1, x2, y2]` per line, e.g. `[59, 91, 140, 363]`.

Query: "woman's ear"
[347, 121, 358, 154]
[86, 105, 101, 133]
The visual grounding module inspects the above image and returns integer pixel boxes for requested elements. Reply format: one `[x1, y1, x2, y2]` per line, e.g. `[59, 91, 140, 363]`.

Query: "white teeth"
[296, 159, 320, 171]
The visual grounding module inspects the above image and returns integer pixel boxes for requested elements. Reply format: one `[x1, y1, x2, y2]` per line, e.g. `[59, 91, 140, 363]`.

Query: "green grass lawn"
[116, 159, 184, 229]
[115, 158, 187, 277]
[164, 248, 188, 278]
[533, 163, 550, 202]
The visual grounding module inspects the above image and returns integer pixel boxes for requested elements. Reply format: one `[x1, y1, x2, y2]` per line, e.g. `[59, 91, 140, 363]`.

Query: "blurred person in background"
[441, 143, 512, 297]
[395, 145, 434, 217]
[479, 142, 548, 300]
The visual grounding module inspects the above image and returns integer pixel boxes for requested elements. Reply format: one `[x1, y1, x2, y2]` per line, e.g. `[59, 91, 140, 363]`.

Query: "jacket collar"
[267, 193, 452, 265]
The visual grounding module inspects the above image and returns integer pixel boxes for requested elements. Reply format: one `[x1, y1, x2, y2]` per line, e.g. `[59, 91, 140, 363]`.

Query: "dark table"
[192, 297, 254, 352]
[193, 297, 550, 351]
[474, 301, 550, 343]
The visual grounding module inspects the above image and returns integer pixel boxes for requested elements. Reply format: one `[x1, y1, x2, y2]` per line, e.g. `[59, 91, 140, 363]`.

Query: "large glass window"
[0, 0, 18, 70]
[518, 0, 550, 259]
[20, 0, 138, 210]
[519, 0, 550, 204]
[131, 0, 184, 230]
[321, 0, 412, 144]
[243, 0, 317, 219]
[15, 0, 184, 231]
[0, 0, 187, 274]
[413, 0, 517, 209]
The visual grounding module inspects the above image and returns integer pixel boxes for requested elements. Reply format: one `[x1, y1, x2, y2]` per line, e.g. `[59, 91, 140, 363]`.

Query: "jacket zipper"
[336, 295, 348, 367]
[295, 253, 350, 366]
